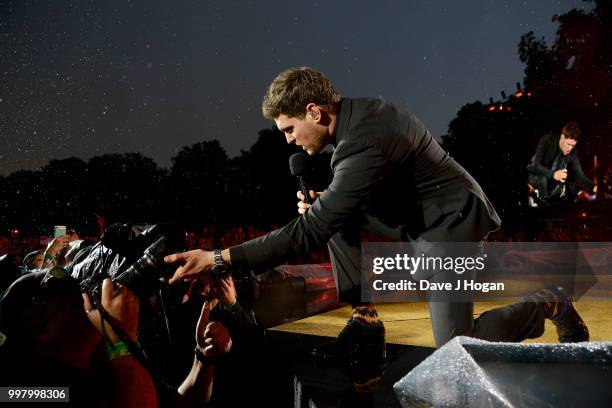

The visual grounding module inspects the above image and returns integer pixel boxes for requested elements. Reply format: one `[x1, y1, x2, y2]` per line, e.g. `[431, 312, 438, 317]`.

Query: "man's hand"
[297, 190, 322, 215]
[196, 300, 232, 361]
[45, 235, 70, 257]
[82, 278, 139, 344]
[553, 169, 568, 183]
[165, 249, 214, 284]
[210, 276, 237, 307]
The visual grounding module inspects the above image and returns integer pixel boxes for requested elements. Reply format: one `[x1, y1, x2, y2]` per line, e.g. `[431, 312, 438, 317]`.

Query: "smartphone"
[54, 225, 67, 238]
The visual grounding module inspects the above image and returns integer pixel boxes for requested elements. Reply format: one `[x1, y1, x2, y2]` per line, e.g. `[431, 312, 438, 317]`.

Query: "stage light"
[488, 105, 496, 112]
[498, 105, 503, 111]
[580, 212, 588, 218]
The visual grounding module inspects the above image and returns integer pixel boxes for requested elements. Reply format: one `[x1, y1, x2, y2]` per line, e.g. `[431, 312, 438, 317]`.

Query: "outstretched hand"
[164, 249, 215, 284]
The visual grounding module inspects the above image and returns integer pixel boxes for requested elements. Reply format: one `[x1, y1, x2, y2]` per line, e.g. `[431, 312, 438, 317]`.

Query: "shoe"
[525, 286, 589, 343]
[312, 311, 386, 392]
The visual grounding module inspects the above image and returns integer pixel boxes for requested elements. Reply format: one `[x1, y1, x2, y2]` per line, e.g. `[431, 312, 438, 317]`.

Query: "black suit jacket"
[230, 98, 501, 272]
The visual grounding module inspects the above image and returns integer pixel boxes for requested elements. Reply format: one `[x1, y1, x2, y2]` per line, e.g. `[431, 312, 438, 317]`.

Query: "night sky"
[0, 0, 588, 175]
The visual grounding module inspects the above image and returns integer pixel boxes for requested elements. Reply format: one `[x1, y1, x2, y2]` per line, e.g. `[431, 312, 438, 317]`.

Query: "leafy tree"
[86, 153, 166, 227]
[168, 140, 230, 227]
[443, 0, 611, 229]
[39, 157, 88, 228]
[234, 127, 301, 226]
[230, 126, 332, 228]
[520, 0, 611, 172]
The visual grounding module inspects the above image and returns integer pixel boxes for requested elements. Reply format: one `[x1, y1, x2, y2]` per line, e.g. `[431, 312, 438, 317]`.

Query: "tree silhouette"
[40, 157, 88, 227]
[234, 127, 301, 226]
[443, 0, 611, 230]
[167, 140, 230, 227]
[86, 153, 166, 227]
[519, 0, 611, 177]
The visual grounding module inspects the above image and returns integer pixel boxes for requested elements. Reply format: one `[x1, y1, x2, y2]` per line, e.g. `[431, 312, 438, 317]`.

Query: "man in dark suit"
[527, 122, 596, 205]
[165, 67, 589, 391]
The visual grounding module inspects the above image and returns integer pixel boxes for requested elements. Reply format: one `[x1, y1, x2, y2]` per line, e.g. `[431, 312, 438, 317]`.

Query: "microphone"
[289, 152, 312, 204]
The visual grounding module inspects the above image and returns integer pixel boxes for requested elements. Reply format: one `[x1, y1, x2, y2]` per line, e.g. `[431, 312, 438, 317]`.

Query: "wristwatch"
[212, 249, 226, 276]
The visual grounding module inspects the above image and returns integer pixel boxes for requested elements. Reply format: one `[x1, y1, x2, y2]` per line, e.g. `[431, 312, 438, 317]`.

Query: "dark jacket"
[230, 98, 501, 272]
[527, 133, 594, 191]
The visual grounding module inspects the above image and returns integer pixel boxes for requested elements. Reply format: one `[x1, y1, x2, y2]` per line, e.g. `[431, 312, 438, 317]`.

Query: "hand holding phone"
[54, 225, 67, 238]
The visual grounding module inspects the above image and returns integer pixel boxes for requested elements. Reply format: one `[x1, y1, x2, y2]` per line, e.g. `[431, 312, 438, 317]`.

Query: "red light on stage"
[515, 91, 524, 97]
[488, 105, 495, 111]
[498, 105, 503, 111]
[506, 106, 512, 111]
[580, 212, 588, 218]
[527, 92, 532, 97]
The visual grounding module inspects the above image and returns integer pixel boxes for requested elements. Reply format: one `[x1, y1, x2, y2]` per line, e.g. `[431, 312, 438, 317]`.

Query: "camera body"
[79, 236, 170, 301]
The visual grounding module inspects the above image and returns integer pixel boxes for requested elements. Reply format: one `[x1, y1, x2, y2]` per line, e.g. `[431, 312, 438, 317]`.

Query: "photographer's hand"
[82, 278, 139, 344]
[196, 300, 232, 360]
[46, 235, 70, 256]
[210, 276, 237, 307]
[165, 249, 216, 284]
[83, 279, 156, 408]
[43, 235, 70, 267]
[178, 300, 231, 405]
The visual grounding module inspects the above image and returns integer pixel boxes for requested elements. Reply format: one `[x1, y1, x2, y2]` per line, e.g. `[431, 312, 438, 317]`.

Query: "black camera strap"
[95, 301, 149, 366]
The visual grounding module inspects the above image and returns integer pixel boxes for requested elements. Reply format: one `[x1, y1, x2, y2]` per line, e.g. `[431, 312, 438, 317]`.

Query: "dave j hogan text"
[372, 279, 505, 293]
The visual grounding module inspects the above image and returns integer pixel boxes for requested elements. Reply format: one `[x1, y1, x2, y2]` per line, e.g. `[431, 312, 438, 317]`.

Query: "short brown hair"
[262, 67, 341, 119]
[562, 122, 581, 140]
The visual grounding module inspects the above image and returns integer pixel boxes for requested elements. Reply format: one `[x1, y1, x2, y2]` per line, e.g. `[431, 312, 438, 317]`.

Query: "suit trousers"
[326, 194, 547, 347]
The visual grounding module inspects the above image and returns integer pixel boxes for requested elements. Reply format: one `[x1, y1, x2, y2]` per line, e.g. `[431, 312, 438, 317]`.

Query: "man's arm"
[166, 141, 387, 281]
[229, 140, 387, 272]
[528, 134, 555, 178]
[177, 300, 232, 407]
[568, 154, 595, 192]
[177, 357, 215, 406]
[82, 279, 158, 408]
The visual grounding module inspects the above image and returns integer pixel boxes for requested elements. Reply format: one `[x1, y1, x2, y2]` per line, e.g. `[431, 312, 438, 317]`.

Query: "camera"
[80, 236, 170, 301]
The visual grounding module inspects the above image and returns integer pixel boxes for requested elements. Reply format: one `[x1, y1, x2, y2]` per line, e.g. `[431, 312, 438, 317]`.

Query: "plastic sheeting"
[394, 336, 612, 407]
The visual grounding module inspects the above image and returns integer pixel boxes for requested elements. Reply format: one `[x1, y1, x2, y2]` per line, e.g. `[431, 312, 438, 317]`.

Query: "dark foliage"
[0, 128, 332, 236]
[443, 0, 611, 230]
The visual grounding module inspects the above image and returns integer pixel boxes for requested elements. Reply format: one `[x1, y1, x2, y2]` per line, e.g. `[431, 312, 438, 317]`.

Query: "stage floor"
[271, 300, 612, 347]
